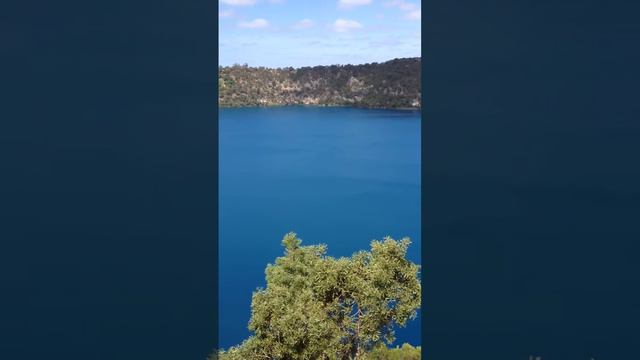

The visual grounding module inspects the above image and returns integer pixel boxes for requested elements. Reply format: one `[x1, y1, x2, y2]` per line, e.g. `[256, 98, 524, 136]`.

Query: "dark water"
[219, 106, 422, 349]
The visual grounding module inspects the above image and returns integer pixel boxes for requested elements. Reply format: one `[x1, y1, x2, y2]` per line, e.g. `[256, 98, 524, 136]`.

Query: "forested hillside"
[218, 58, 421, 109]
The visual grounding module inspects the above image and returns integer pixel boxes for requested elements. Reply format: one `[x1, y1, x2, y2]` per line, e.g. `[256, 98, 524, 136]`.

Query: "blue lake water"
[219, 106, 422, 349]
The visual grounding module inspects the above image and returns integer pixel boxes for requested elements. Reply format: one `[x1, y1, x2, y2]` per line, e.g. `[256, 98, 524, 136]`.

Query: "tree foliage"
[368, 343, 421, 360]
[217, 232, 421, 360]
[218, 58, 421, 109]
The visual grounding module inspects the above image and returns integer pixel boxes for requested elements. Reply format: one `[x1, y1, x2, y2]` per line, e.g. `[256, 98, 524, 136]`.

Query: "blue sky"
[219, 0, 421, 67]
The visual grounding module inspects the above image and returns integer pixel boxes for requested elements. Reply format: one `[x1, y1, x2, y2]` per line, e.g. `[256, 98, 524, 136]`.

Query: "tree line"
[219, 58, 421, 109]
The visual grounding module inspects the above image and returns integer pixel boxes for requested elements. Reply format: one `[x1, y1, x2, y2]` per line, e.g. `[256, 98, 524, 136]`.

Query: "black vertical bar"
[423, 0, 640, 359]
[0, 0, 218, 358]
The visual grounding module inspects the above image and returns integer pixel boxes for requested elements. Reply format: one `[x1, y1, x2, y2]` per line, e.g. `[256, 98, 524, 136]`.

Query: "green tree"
[369, 343, 421, 360]
[217, 232, 421, 360]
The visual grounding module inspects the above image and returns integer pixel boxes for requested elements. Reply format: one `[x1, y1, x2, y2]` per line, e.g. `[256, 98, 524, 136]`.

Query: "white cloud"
[384, 0, 420, 21]
[293, 19, 315, 30]
[405, 9, 420, 20]
[238, 18, 269, 29]
[338, 0, 372, 9]
[384, 0, 417, 11]
[331, 19, 363, 32]
[220, 0, 257, 6]
[219, 9, 234, 18]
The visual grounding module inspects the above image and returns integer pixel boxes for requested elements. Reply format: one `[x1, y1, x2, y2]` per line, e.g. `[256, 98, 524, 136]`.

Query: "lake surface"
[219, 106, 422, 349]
